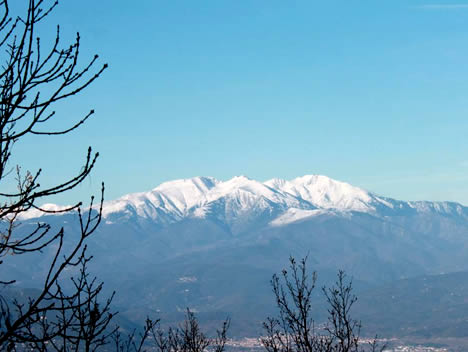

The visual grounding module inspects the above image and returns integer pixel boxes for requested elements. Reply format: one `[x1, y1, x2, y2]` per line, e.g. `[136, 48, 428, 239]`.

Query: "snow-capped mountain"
[29, 174, 464, 230]
[11, 174, 468, 337]
[101, 174, 382, 223]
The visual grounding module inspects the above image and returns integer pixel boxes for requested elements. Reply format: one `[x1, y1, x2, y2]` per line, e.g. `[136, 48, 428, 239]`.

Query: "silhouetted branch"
[262, 257, 385, 352]
[0, 0, 109, 349]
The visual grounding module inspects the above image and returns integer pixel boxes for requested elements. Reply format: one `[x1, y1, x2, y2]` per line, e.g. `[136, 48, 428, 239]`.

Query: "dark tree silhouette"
[0, 3, 231, 350]
[0, 0, 109, 349]
[152, 309, 230, 352]
[111, 309, 230, 352]
[262, 257, 384, 352]
[111, 317, 160, 352]
[14, 248, 117, 351]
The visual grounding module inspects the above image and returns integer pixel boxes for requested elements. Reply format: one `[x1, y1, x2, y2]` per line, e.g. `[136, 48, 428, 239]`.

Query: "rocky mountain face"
[8, 175, 468, 337]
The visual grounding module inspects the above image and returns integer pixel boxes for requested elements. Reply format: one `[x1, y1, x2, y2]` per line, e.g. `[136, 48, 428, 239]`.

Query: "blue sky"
[9, 1, 468, 204]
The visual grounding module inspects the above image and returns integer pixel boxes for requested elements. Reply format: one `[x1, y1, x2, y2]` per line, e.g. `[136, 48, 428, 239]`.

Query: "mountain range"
[8, 175, 468, 338]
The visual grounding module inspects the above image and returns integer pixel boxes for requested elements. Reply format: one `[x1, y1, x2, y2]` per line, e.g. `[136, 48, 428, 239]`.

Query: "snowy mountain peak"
[111, 174, 381, 225]
[21, 175, 468, 228]
[265, 174, 374, 212]
[229, 175, 251, 182]
[153, 176, 219, 193]
[219, 176, 271, 194]
[288, 174, 365, 195]
[264, 177, 287, 189]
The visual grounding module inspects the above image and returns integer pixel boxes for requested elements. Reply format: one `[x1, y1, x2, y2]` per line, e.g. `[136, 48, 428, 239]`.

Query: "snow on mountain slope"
[101, 175, 309, 225]
[18, 203, 72, 220]
[20, 175, 468, 227]
[202, 175, 304, 210]
[153, 176, 219, 211]
[270, 208, 333, 226]
[265, 175, 388, 212]
[101, 176, 218, 223]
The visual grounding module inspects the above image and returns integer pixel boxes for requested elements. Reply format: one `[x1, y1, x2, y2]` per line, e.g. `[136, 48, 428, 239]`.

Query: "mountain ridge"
[9, 174, 468, 340]
[20, 175, 468, 229]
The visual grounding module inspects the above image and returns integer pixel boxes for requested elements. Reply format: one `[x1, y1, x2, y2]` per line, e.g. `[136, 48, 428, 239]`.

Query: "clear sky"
[8, 0, 468, 205]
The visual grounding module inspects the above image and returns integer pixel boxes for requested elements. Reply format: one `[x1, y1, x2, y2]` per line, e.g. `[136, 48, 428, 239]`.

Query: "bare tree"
[111, 309, 230, 352]
[48, 247, 116, 352]
[152, 309, 230, 352]
[0, 0, 110, 349]
[322, 271, 362, 352]
[7, 246, 118, 351]
[111, 318, 160, 352]
[261, 257, 384, 352]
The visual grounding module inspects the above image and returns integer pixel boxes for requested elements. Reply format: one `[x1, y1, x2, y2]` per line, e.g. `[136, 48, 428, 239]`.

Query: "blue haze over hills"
[6, 174, 468, 337]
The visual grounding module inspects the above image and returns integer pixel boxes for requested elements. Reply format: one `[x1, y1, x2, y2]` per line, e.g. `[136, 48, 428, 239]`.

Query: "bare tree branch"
[0, 0, 112, 349]
[262, 257, 385, 352]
